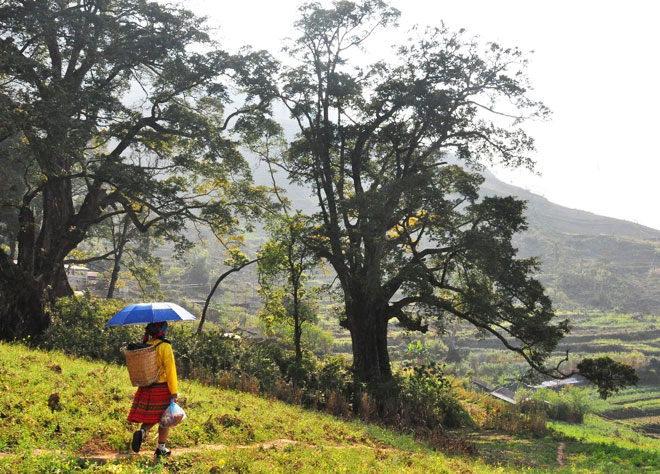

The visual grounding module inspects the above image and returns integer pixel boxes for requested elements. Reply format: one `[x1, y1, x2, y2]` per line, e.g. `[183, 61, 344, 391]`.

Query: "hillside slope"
[481, 170, 660, 312]
[1, 342, 659, 473]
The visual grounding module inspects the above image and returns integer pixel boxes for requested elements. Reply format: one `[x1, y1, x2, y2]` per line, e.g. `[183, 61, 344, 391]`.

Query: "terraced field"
[425, 311, 660, 440]
[591, 387, 660, 439]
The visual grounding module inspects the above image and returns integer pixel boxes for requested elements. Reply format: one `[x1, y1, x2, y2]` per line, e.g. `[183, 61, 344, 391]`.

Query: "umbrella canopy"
[106, 302, 197, 327]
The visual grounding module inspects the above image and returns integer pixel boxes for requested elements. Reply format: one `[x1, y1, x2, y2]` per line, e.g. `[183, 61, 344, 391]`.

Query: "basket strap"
[152, 340, 169, 374]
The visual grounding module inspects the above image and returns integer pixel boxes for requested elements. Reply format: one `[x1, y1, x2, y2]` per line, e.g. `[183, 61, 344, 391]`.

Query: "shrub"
[169, 325, 244, 380]
[368, 364, 471, 432]
[39, 294, 471, 436]
[530, 387, 594, 423]
[317, 356, 353, 400]
[326, 391, 351, 418]
[400, 365, 470, 430]
[40, 295, 137, 363]
[236, 344, 282, 393]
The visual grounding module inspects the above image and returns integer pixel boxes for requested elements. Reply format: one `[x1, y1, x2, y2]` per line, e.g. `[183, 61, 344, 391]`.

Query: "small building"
[65, 265, 90, 290]
[471, 378, 516, 404]
[472, 378, 496, 393]
[534, 376, 588, 391]
[490, 387, 517, 405]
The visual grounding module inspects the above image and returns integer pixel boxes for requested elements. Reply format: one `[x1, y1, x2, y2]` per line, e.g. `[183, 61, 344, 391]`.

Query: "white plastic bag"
[159, 400, 186, 428]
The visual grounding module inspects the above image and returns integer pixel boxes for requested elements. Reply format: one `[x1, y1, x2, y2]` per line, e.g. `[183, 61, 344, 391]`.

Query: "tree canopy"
[0, 0, 275, 339]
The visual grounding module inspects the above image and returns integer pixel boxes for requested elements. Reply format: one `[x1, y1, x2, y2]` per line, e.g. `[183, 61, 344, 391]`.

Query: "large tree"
[279, 1, 635, 395]
[0, 0, 275, 339]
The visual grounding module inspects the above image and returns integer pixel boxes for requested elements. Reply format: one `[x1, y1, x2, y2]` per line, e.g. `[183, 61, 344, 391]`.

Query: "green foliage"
[395, 365, 470, 430]
[523, 387, 595, 424]
[578, 357, 640, 399]
[39, 295, 139, 363]
[549, 413, 660, 473]
[367, 365, 470, 431]
[39, 295, 470, 434]
[317, 356, 354, 400]
[0, 0, 276, 339]
[301, 323, 335, 355]
[2, 341, 659, 473]
[258, 211, 321, 361]
[168, 325, 244, 378]
[278, 0, 579, 385]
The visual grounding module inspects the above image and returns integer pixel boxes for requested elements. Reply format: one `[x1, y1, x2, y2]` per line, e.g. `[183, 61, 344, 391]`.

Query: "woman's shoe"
[154, 447, 171, 458]
[131, 430, 143, 453]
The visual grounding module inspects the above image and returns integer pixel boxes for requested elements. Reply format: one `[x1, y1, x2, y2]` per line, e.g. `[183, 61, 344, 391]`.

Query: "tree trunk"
[52, 262, 73, 298]
[1, 178, 88, 339]
[292, 277, 303, 363]
[107, 216, 130, 299]
[107, 255, 121, 299]
[0, 252, 49, 340]
[347, 299, 391, 382]
[293, 307, 302, 363]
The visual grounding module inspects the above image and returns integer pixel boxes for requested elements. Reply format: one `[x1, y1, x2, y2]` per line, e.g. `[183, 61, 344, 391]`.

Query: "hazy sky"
[187, 0, 660, 230]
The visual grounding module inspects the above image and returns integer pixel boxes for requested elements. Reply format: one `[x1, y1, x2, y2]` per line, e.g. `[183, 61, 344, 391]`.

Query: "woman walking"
[127, 321, 178, 457]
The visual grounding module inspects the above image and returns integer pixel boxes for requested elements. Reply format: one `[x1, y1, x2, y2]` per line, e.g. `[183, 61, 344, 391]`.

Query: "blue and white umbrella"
[105, 302, 197, 327]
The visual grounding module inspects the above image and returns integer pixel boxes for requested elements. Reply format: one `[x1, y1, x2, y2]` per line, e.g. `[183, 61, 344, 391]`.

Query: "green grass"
[550, 414, 660, 473]
[1, 341, 660, 473]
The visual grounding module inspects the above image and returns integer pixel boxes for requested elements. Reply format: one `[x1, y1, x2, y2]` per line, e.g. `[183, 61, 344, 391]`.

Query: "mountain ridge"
[480, 169, 660, 312]
[481, 169, 660, 241]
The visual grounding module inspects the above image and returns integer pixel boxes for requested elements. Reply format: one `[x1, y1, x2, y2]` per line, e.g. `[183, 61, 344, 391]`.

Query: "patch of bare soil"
[556, 442, 567, 467]
[602, 407, 660, 420]
[81, 436, 115, 456]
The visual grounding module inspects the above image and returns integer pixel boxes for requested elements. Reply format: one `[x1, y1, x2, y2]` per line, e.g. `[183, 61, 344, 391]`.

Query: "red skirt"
[127, 382, 171, 424]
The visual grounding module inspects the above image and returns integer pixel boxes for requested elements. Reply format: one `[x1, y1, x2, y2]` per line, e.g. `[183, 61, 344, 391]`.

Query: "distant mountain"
[481, 169, 660, 241]
[481, 170, 660, 313]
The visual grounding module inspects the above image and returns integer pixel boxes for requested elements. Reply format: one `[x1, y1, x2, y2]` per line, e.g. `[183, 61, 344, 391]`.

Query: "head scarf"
[143, 321, 168, 343]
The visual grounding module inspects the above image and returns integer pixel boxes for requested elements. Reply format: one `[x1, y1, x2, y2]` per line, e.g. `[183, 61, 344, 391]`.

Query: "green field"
[1, 342, 659, 473]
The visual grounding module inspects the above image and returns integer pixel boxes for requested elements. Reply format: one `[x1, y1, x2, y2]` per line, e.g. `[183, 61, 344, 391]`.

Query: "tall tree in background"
[0, 0, 276, 339]
[279, 0, 635, 396]
[255, 131, 321, 363]
[258, 213, 320, 363]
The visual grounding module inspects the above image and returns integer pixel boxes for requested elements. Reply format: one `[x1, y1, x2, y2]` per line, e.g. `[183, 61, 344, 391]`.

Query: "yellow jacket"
[147, 339, 178, 395]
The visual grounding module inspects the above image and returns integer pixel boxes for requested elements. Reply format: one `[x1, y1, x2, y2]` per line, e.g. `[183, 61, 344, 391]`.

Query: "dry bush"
[428, 429, 478, 456]
[216, 370, 237, 390]
[237, 374, 260, 395]
[357, 392, 377, 421]
[186, 366, 217, 385]
[272, 380, 303, 405]
[326, 391, 351, 418]
[524, 409, 548, 437]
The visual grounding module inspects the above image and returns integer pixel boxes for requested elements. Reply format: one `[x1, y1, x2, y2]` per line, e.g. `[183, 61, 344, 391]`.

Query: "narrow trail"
[556, 441, 567, 467]
[0, 439, 398, 465]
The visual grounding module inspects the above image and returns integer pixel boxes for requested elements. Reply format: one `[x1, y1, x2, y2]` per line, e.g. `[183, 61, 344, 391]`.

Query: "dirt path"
[0, 439, 396, 465]
[86, 439, 304, 462]
[556, 441, 567, 467]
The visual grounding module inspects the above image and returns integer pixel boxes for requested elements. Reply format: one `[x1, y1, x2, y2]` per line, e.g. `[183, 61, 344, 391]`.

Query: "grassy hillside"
[1, 342, 659, 473]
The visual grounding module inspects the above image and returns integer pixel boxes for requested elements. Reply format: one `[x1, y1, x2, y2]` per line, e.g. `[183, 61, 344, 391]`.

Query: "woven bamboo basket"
[124, 345, 160, 387]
